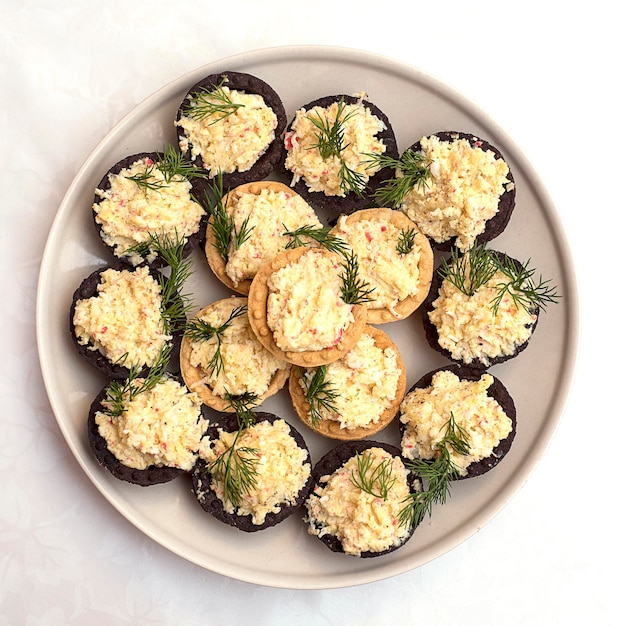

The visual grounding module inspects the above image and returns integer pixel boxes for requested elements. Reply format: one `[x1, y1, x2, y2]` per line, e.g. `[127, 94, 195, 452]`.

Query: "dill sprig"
[350, 451, 397, 500]
[184, 305, 247, 378]
[205, 173, 254, 262]
[363, 149, 432, 208]
[398, 413, 470, 529]
[182, 77, 245, 124]
[299, 365, 340, 427]
[101, 343, 173, 419]
[396, 227, 417, 256]
[283, 224, 350, 256]
[306, 98, 367, 196]
[124, 145, 206, 191]
[339, 250, 375, 305]
[439, 244, 560, 315]
[208, 392, 260, 508]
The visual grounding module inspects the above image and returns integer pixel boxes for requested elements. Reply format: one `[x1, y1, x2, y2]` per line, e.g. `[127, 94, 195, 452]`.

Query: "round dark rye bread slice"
[92, 151, 207, 268]
[405, 131, 516, 251]
[191, 412, 313, 532]
[282, 94, 399, 217]
[399, 364, 517, 479]
[304, 440, 422, 558]
[421, 250, 540, 370]
[87, 381, 186, 486]
[175, 70, 287, 191]
[69, 262, 184, 379]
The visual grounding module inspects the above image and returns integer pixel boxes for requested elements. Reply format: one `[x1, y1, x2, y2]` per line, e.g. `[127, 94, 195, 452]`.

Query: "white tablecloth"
[2, 1, 621, 623]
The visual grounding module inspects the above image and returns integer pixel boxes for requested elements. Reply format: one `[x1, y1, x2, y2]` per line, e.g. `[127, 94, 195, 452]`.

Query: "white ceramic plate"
[36, 45, 578, 589]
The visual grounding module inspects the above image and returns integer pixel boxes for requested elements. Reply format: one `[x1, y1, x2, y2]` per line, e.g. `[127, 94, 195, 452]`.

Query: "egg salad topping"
[266, 249, 355, 352]
[225, 187, 322, 287]
[96, 377, 206, 471]
[94, 156, 205, 265]
[201, 419, 311, 525]
[428, 267, 536, 365]
[299, 332, 401, 430]
[400, 370, 512, 476]
[334, 215, 422, 315]
[305, 447, 412, 556]
[401, 135, 513, 251]
[73, 266, 170, 368]
[284, 97, 386, 196]
[187, 300, 289, 398]
[177, 88, 277, 176]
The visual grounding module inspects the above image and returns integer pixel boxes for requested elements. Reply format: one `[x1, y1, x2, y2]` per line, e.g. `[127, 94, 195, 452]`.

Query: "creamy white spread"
[95, 376, 207, 471]
[305, 447, 412, 556]
[177, 87, 277, 176]
[187, 300, 289, 398]
[428, 267, 536, 365]
[266, 249, 355, 352]
[284, 97, 386, 196]
[299, 332, 401, 430]
[400, 135, 513, 251]
[224, 187, 322, 287]
[200, 419, 311, 525]
[334, 215, 422, 315]
[94, 156, 205, 265]
[400, 370, 512, 476]
[73, 266, 170, 368]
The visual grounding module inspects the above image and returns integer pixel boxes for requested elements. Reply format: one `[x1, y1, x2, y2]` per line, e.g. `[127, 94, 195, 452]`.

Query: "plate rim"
[35, 43, 579, 589]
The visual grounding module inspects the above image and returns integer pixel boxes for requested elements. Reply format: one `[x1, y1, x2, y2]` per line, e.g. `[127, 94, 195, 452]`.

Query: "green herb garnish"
[299, 365, 340, 427]
[439, 244, 560, 315]
[283, 224, 350, 256]
[306, 98, 367, 196]
[182, 77, 244, 124]
[363, 149, 432, 208]
[396, 227, 417, 256]
[184, 305, 247, 378]
[339, 250, 375, 306]
[124, 144, 206, 191]
[398, 413, 470, 528]
[350, 451, 397, 500]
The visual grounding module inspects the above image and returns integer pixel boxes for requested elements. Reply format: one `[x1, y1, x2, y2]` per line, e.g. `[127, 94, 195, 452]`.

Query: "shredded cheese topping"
[266, 249, 354, 352]
[428, 268, 536, 365]
[400, 370, 512, 476]
[299, 332, 401, 430]
[93, 156, 205, 265]
[401, 135, 513, 251]
[284, 97, 386, 196]
[96, 377, 207, 471]
[73, 266, 170, 368]
[334, 215, 422, 315]
[305, 447, 412, 556]
[225, 187, 322, 287]
[177, 87, 277, 176]
[201, 419, 311, 525]
[187, 300, 289, 398]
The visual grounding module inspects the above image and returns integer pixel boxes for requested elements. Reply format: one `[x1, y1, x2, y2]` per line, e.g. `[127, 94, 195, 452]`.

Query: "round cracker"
[288, 325, 406, 440]
[204, 180, 311, 295]
[180, 297, 290, 411]
[331, 208, 434, 323]
[247, 247, 367, 367]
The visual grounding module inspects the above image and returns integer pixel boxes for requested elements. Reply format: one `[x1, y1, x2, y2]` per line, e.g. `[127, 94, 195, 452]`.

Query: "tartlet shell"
[305, 440, 421, 557]
[92, 151, 207, 268]
[282, 93, 399, 216]
[191, 411, 313, 532]
[405, 131, 516, 251]
[175, 70, 287, 191]
[288, 325, 406, 440]
[399, 363, 517, 479]
[331, 207, 434, 323]
[421, 250, 540, 370]
[247, 246, 367, 366]
[179, 297, 290, 411]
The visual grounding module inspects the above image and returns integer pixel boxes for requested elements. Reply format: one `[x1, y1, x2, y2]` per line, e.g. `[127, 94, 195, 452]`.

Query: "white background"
[1, 1, 623, 623]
